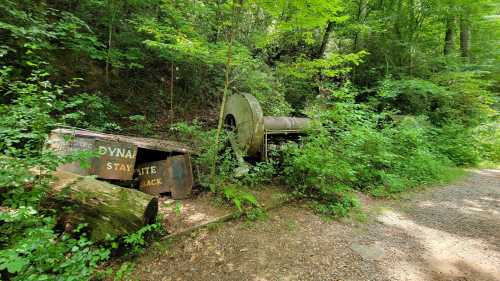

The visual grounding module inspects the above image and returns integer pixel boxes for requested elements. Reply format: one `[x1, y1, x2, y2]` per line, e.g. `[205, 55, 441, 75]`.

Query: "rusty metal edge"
[52, 128, 197, 155]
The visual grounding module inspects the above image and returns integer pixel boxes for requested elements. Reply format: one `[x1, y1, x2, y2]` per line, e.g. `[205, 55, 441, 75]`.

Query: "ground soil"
[131, 169, 500, 281]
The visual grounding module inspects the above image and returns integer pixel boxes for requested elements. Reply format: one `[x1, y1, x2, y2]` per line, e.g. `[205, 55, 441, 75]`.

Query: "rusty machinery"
[223, 93, 311, 161]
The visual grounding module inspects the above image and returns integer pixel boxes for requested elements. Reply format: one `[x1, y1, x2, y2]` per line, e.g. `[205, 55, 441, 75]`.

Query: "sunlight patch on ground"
[377, 210, 500, 280]
[385, 258, 428, 281]
[186, 212, 209, 223]
[417, 197, 500, 217]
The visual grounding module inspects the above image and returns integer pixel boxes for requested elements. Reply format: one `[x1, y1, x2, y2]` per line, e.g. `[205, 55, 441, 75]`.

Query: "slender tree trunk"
[215, 0, 223, 43]
[444, 17, 455, 55]
[394, 0, 403, 68]
[170, 63, 174, 122]
[314, 21, 334, 59]
[210, 0, 243, 185]
[459, 16, 470, 59]
[105, 1, 117, 85]
[408, 0, 416, 76]
[353, 0, 363, 51]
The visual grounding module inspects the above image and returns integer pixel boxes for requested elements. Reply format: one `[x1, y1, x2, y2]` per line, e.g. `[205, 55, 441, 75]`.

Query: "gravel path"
[132, 169, 500, 281]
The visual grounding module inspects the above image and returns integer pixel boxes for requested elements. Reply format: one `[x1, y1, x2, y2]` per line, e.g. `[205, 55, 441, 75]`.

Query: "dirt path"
[132, 169, 500, 281]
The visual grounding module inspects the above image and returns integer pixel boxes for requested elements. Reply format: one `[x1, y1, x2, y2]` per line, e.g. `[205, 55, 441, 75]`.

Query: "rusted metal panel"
[137, 155, 193, 199]
[91, 140, 137, 180]
[168, 155, 193, 199]
[48, 133, 95, 176]
[136, 160, 170, 195]
[48, 128, 194, 195]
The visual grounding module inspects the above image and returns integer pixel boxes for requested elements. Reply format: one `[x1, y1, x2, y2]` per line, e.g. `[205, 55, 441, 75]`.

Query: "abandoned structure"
[48, 128, 194, 199]
[223, 93, 311, 160]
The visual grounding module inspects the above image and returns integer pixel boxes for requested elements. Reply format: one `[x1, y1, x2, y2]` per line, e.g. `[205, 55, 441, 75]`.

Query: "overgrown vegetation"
[1, 0, 498, 279]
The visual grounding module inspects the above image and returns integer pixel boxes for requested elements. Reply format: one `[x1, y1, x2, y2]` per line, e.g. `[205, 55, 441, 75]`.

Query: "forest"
[0, 0, 499, 280]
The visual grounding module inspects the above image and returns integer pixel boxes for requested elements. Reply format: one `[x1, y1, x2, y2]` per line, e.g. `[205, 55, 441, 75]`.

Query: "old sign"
[92, 140, 137, 180]
[136, 160, 170, 195]
[136, 155, 193, 199]
[48, 133, 95, 176]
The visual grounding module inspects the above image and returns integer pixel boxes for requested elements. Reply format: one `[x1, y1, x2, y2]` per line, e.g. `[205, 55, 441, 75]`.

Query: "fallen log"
[47, 170, 158, 241]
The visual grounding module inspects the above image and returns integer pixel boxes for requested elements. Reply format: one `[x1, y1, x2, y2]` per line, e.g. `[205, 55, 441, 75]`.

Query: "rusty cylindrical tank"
[223, 93, 311, 159]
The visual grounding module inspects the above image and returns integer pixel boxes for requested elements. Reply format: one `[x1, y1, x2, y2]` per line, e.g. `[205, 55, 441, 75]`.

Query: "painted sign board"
[91, 140, 137, 180]
[136, 155, 193, 199]
[48, 132, 137, 180]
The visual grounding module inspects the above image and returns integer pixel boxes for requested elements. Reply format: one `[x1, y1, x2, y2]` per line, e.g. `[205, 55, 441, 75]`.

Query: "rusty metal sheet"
[91, 140, 137, 180]
[136, 160, 170, 195]
[168, 154, 193, 199]
[47, 133, 95, 176]
[137, 155, 193, 199]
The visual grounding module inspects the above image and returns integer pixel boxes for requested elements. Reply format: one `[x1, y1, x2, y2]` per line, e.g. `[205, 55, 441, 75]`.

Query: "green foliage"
[112, 261, 135, 281]
[372, 75, 494, 166]
[63, 93, 121, 132]
[432, 71, 495, 127]
[128, 114, 154, 136]
[221, 185, 258, 212]
[0, 69, 62, 154]
[476, 122, 500, 163]
[0, 208, 110, 281]
[430, 124, 480, 165]
[234, 62, 293, 116]
[123, 222, 162, 255]
[282, 85, 472, 215]
[169, 121, 229, 189]
[240, 161, 276, 187]
[0, 66, 112, 280]
[169, 121, 271, 217]
[0, 62, 167, 280]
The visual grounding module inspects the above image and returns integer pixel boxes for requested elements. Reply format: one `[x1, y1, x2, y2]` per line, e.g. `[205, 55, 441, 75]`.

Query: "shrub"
[0, 68, 111, 280]
[282, 88, 462, 215]
[169, 121, 269, 218]
[0, 208, 110, 281]
[476, 122, 500, 163]
[430, 123, 480, 166]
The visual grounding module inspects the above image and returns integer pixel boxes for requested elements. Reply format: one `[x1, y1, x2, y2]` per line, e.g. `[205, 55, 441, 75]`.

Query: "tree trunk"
[46, 170, 158, 241]
[314, 21, 334, 59]
[211, 0, 243, 184]
[460, 16, 470, 59]
[170, 63, 175, 122]
[105, 1, 117, 85]
[444, 17, 455, 55]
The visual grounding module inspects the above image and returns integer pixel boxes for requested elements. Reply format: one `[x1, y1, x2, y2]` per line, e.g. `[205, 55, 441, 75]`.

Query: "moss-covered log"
[47, 170, 158, 241]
